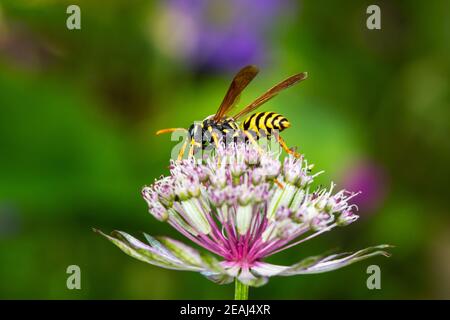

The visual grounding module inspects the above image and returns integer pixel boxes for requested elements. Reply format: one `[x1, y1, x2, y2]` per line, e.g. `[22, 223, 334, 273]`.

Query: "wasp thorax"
[187, 116, 241, 149]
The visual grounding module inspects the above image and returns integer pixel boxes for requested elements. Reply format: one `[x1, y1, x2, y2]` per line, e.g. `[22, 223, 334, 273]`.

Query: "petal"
[238, 268, 269, 287]
[199, 251, 226, 272]
[155, 235, 204, 267]
[94, 229, 201, 271]
[236, 205, 253, 235]
[200, 271, 234, 285]
[280, 244, 393, 275]
[251, 262, 290, 277]
[251, 245, 392, 277]
[180, 199, 212, 234]
[198, 252, 235, 285]
[95, 229, 234, 283]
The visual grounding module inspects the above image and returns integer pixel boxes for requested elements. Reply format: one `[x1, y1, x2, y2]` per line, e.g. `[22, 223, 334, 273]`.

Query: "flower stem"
[234, 279, 249, 300]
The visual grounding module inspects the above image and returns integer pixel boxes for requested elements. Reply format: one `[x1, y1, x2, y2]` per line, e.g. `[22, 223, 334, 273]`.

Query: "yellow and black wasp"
[156, 65, 308, 160]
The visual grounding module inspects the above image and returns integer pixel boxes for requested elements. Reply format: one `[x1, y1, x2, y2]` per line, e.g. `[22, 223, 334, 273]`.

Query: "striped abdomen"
[242, 112, 290, 137]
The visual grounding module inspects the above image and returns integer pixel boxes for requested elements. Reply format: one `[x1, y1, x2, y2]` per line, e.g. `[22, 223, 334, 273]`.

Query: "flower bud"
[337, 210, 359, 226]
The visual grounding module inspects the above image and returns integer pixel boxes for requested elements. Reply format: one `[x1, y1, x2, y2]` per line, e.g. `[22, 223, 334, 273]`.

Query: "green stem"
[234, 279, 249, 300]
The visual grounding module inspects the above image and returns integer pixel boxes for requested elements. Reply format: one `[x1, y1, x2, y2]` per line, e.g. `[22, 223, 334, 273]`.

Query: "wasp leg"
[188, 141, 195, 158]
[177, 140, 188, 161]
[188, 139, 202, 158]
[275, 133, 301, 158]
[243, 131, 264, 155]
[209, 132, 223, 165]
[274, 179, 284, 189]
[211, 132, 220, 149]
[243, 131, 284, 188]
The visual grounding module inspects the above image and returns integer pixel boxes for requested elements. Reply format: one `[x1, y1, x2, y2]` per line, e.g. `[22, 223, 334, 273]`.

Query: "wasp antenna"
[156, 128, 187, 135]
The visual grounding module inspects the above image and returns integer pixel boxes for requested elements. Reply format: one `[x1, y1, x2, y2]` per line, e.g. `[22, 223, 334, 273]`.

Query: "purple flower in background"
[0, 23, 56, 71]
[96, 142, 391, 294]
[342, 160, 388, 213]
[151, 0, 295, 72]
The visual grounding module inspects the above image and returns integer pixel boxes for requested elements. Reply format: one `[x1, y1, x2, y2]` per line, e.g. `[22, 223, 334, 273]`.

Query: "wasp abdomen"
[242, 112, 290, 137]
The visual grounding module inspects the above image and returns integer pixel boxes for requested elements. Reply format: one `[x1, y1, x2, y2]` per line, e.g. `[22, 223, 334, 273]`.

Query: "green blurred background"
[0, 0, 449, 299]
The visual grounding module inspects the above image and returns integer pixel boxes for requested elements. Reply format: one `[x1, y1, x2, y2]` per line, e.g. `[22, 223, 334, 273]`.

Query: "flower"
[96, 142, 391, 287]
[150, 0, 295, 72]
[341, 160, 388, 213]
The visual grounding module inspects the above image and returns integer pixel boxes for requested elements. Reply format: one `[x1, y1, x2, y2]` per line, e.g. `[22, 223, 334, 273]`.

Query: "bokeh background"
[0, 0, 449, 299]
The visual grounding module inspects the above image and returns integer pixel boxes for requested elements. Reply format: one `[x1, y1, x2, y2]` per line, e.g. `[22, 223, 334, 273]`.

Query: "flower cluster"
[96, 142, 390, 286]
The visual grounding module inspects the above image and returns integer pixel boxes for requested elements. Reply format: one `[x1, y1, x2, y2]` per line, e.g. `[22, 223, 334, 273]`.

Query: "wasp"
[156, 65, 308, 160]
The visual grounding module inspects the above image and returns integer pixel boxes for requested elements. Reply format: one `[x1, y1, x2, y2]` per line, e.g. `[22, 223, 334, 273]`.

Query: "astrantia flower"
[96, 142, 391, 291]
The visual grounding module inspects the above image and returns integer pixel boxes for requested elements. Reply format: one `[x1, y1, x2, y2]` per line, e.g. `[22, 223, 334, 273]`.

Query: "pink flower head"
[96, 142, 391, 287]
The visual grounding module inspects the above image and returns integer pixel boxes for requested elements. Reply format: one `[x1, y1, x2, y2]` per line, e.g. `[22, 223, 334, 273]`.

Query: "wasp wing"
[213, 65, 259, 122]
[233, 72, 308, 120]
